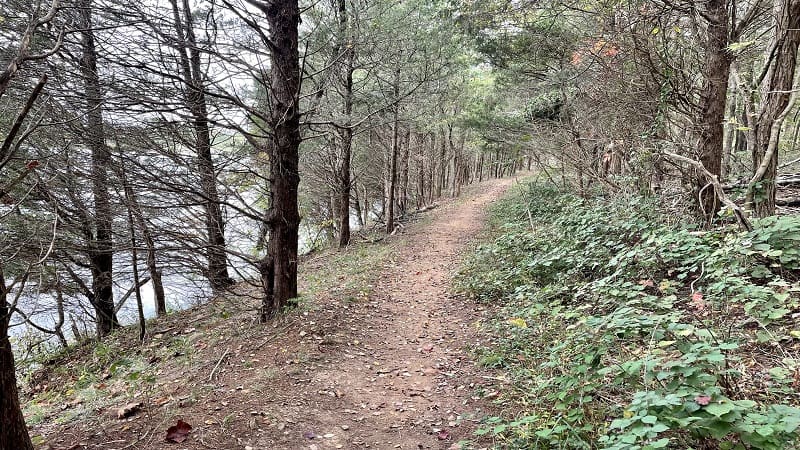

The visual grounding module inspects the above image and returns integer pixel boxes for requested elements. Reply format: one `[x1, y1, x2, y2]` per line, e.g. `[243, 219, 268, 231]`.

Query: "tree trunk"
[428, 132, 437, 202]
[0, 267, 33, 450]
[336, 0, 354, 248]
[721, 81, 737, 180]
[119, 163, 166, 315]
[385, 67, 401, 234]
[79, 0, 118, 337]
[171, 0, 233, 291]
[399, 128, 410, 217]
[259, 0, 302, 321]
[352, 183, 363, 227]
[125, 194, 147, 341]
[362, 184, 370, 226]
[53, 281, 68, 347]
[144, 234, 166, 315]
[416, 133, 425, 209]
[749, 0, 800, 216]
[437, 128, 446, 198]
[695, 0, 732, 222]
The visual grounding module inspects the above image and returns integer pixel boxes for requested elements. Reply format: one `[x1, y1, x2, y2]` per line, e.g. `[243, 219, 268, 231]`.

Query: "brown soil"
[29, 176, 518, 450]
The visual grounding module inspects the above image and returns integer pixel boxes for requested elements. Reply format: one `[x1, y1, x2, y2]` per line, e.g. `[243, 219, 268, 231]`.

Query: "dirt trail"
[263, 177, 517, 450]
[34, 176, 517, 450]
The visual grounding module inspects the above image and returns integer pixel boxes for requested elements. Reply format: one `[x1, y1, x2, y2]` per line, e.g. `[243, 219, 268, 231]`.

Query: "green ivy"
[458, 183, 800, 449]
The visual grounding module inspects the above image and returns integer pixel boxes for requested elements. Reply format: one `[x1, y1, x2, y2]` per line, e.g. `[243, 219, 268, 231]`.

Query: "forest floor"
[25, 176, 520, 450]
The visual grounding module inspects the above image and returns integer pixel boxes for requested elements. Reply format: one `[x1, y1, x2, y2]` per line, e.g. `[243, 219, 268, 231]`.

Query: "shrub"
[458, 183, 800, 449]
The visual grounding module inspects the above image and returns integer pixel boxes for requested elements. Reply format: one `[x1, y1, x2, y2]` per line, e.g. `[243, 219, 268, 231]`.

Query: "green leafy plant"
[458, 182, 800, 449]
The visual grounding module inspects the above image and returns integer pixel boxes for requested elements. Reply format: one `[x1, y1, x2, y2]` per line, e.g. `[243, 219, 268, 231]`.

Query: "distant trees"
[458, 0, 800, 223]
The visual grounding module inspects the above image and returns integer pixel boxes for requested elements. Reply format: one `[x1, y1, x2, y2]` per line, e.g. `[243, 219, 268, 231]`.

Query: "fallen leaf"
[165, 419, 192, 443]
[437, 430, 451, 440]
[117, 402, 142, 419]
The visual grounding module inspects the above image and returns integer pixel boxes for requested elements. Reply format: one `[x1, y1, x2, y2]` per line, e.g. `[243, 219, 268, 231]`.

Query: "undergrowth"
[457, 183, 800, 449]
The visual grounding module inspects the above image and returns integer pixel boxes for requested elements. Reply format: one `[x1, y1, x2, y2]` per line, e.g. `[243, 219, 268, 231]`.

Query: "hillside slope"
[25, 177, 520, 450]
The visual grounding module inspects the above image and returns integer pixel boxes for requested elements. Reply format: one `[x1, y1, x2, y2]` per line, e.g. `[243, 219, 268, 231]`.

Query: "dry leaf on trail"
[165, 419, 192, 443]
[116, 402, 142, 419]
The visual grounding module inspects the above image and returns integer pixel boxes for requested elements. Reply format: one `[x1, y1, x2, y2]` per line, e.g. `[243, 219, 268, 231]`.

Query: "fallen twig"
[209, 347, 231, 382]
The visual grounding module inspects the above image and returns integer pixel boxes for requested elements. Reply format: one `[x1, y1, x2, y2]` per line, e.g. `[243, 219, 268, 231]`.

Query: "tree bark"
[125, 194, 147, 341]
[0, 268, 33, 450]
[353, 184, 364, 227]
[118, 161, 166, 315]
[79, 0, 118, 336]
[749, 0, 800, 216]
[259, 0, 302, 321]
[721, 80, 737, 180]
[695, 0, 732, 222]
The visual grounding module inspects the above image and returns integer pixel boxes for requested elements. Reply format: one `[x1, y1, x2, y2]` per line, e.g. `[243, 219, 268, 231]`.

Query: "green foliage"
[524, 91, 565, 122]
[457, 183, 800, 449]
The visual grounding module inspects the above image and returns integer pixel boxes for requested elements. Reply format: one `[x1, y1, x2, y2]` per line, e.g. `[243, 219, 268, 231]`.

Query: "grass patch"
[299, 237, 394, 306]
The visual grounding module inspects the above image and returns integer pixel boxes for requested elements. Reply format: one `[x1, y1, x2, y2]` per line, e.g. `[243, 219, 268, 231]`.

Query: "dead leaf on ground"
[165, 419, 192, 443]
[303, 431, 317, 439]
